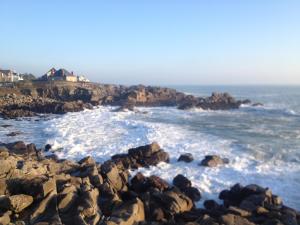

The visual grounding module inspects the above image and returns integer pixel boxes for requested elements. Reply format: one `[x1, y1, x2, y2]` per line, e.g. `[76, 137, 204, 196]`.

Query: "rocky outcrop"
[1, 141, 298, 225]
[0, 81, 254, 118]
[111, 142, 170, 170]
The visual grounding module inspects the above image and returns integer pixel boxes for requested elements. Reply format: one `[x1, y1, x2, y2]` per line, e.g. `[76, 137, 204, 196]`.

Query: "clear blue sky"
[0, 0, 299, 85]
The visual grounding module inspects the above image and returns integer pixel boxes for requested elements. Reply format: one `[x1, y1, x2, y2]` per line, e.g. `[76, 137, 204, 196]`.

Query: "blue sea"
[1, 85, 300, 209]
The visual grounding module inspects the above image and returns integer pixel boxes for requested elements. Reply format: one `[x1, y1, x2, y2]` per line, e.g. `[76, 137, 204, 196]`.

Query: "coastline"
[0, 141, 299, 224]
[1, 82, 299, 224]
[0, 80, 253, 119]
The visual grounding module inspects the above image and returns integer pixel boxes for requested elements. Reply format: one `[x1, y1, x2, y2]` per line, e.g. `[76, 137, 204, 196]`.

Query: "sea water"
[1, 85, 299, 209]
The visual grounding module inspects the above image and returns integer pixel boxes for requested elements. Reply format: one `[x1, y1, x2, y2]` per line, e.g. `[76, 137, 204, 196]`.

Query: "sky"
[0, 0, 299, 85]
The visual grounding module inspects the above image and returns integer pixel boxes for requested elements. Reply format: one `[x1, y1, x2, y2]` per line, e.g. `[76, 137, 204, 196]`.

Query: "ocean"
[1, 85, 300, 209]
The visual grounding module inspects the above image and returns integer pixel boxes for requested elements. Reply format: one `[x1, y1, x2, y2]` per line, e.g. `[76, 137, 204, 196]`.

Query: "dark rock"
[112, 142, 170, 169]
[173, 174, 192, 190]
[153, 188, 193, 214]
[7, 176, 56, 199]
[199, 155, 229, 167]
[252, 102, 263, 107]
[45, 144, 52, 151]
[184, 187, 201, 202]
[221, 213, 255, 225]
[178, 153, 194, 163]
[6, 131, 22, 136]
[78, 156, 96, 166]
[204, 200, 220, 210]
[147, 175, 170, 192]
[30, 191, 62, 224]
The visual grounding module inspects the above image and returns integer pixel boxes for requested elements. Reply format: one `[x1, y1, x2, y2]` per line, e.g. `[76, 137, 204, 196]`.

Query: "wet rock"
[78, 156, 96, 166]
[184, 187, 201, 202]
[147, 175, 170, 192]
[173, 174, 192, 190]
[204, 200, 220, 210]
[252, 102, 263, 107]
[178, 153, 194, 163]
[173, 174, 201, 202]
[45, 144, 52, 151]
[199, 155, 229, 167]
[6, 131, 22, 137]
[112, 142, 169, 169]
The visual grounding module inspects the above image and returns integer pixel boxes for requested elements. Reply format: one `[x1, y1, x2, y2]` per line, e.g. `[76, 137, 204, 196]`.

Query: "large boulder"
[173, 174, 201, 202]
[105, 198, 145, 225]
[178, 153, 194, 163]
[111, 142, 169, 169]
[7, 176, 56, 199]
[9, 194, 33, 213]
[221, 213, 255, 225]
[101, 161, 128, 192]
[30, 191, 62, 224]
[199, 155, 229, 167]
[153, 188, 193, 215]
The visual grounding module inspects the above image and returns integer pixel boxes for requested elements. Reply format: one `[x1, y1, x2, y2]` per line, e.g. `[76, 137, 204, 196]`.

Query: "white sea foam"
[0, 106, 299, 209]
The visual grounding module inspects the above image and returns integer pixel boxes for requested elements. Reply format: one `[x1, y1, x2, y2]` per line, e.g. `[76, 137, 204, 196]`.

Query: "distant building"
[40, 68, 78, 82]
[0, 69, 23, 82]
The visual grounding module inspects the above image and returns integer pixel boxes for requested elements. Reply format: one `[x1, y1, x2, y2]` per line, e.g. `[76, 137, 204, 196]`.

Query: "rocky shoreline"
[0, 81, 254, 119]
[0, 141, 299, 225]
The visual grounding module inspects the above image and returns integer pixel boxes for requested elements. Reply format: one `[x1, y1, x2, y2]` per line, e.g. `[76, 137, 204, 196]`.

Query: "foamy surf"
[1, 89, 300, 210]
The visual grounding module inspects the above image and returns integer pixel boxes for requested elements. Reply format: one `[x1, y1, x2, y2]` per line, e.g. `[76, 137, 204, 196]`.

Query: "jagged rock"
[153, 188, 193, 214]
[7, 176, 56, 199]
[173, 174, 201, 202]
[128, 142, 169, 168]
[105, 198, 145, 225]
[101, 161, 128, 192]
[78, 156, 96, 166]
[0, 140, 299, 225]
[178, 153, 194, 163]
[30, 191, 62, 224]
[0, 211, 11, 225]
[147, 175, 170, 192]
[78, 187, 101, 224]
[228, 206, 251, 217]
[221, 213, 255, 225]
[199, 155, 229, 167]
[8, 194, 33, 213]
[111, 142, 169, 170]
[58, 191, 78, 213]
